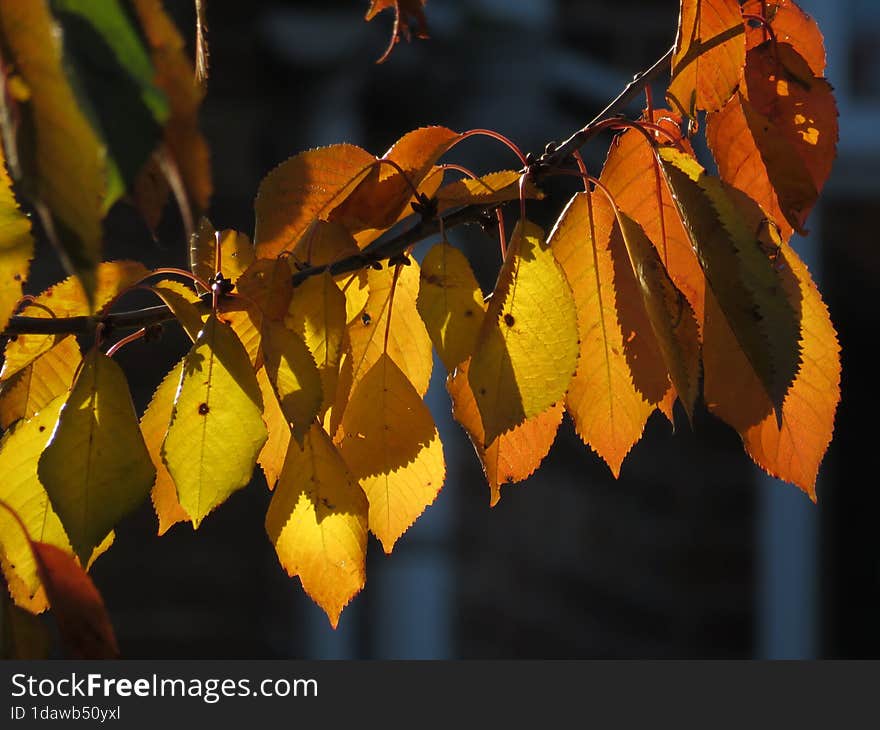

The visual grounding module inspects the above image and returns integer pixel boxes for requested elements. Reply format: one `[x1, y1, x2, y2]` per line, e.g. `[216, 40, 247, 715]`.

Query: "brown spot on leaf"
[198, 403, 210, 415]
[503, 313, 515, 327]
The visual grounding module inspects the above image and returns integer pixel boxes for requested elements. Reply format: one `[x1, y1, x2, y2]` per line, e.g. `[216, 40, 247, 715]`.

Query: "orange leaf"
[668, 0, 746, 117]
[254, 144, 376, 259]
[435, 170, 541, 213]
[704, 246, 839, 498]
[32, 542, 119, 659]
[549, 192, 660, 476]
[365, 0, 429, 64]
[743, 0, 825, 75]
[447, 360, 562, 506]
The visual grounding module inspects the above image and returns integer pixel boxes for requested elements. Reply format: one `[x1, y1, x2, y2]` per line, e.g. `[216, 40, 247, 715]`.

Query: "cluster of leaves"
[0, 0, 839, 652]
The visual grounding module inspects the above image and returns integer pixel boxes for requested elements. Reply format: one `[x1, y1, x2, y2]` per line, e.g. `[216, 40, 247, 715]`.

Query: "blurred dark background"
[25, 0, 879, 658]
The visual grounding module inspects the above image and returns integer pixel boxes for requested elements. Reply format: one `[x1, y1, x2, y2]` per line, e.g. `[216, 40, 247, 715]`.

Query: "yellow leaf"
[142, 360, 190, 535]
[1, 260, 150, 381]
[262, 321, 323, 443]
[667, 0, 746, 117]
[256, 367, 291, 490]
[416, 242, 486, 371]
[266, 423, 368, 628]
[448, 360, 562, 506]
[338, 354, 444, 553]
[0, 0, 108, 296]
[189, 218, 254, 287]
[0, 142, 33, 332]
[0, 336, 80, 429]
[348, 261, 433, 398]
[435, 170, 542, 213]
[149, 279, 204, 341]
[38, 350, 155, 563]
[548, 192, 656, 476]
[236, 258, 294, 323]
[161, 314, 267, 527]
[254, 144, 377, 259]
[468, 220, 579, 443]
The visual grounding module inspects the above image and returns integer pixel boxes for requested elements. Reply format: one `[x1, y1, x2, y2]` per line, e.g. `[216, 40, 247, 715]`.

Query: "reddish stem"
[105, 328, 147, 358]
[453, 129, 529, 168]
[439, 163, 508, 259]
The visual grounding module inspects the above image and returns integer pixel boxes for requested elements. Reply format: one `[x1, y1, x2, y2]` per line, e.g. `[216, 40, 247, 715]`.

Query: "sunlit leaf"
[365, 0, 429, 64]
[348, 261, 433, 398]
[338, 354, 444, 552]
[38, 350, 155, 563]
[189, 218, 254, 287]
[667, 0, 746, 117]
[548, 192, 657, 475]
[161, 314, 267, 527]
[658, 147, 801, 413]
[141, 360, 190, 535]
[254, 144, 376, 259]
[149, 279, 204, 341]
[236, 258, 294, 323]
[1, 260, 150, 381]
[743, 0, 825, 75]
[468, 220, 578, 443]
[448, 360, 562, 505]
[0, 0, 107, 295]
[435, 170, 541, 213]
[0, 142, 33, 332]
[266, 423, 368, 628]
[256, 367, 291, 490]
[0, 336, 80, 429]
[417, 242, 485, 371]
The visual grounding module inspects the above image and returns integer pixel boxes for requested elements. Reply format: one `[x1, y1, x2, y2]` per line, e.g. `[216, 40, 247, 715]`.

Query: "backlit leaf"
[468, 220, 578, 443]
[31, 542, 118, 659]
[266, 423, 368, 627]
[0, 142, 33, 332]
[256, 367, 291, 490]
[435, 170, 541, 213]
[190, 218, 254, 287]
[658, 147, 801, 412]
[365, 0, 429, 64]
[348, 261, 433, 398]
[548, 192, 656, 476]
[448, 360, 562, 505]
[38, 350, 155, 563]
[338, 354, 444, 552]
[667, 0, 746, 117]
[416, 242, 486, 371]
[262, 321, 323, 444]
[254, 144, 376, 259]
[1, 260, 150, 381]
[0, 0, 108, 295]
[617, 212, 701, 419]
[161, 314, 267, 527]
[142, 360, 190, 535]
[743, 0, 825, 75]
[0, 336, 80, 429]
[149, 279, 204, 341]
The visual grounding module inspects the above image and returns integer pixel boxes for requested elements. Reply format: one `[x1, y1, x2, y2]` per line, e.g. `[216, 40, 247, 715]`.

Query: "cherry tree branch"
[2, 46, 674, 339]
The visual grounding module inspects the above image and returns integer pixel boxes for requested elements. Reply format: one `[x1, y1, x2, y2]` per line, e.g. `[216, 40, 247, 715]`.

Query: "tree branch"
[1, 46, 674, 339]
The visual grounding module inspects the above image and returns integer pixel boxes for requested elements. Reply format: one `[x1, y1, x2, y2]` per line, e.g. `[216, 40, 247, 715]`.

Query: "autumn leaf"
[132, 0, 213, 222]
[32, 542, 119, 659]
[435, 170, 542, 213]
[348, 261, 433, 399]
[616, 212, 701, 419]
[0, 260, 150, 381]
[365, 0, 429, 64]
[0, 141, 33, 333]
[742, 0, 825, 75]
[338, 354, 444, 552]
[658, 147, 801, 413]
[161, 314, 268, 527]
[667, 0, 746, 117]
[468, 220, 578, 444]
[266, 423, 368, 627]
[599, 111, 706, 329]
[149, 279, 205, 341]
[706, 42, 838, 238]
[38, 350, 155, 564]
[416, 242, 486, 371]
[189, 218, 254, 288]
[448, 360, 562, 506]
[1, 587, 49, 658]
[0, 1, 111, 296]
[141, 360, 190, 535]
[256, 367, 291, 491]
[548, 192, 657, 476]
[254, 144, 377, 259]
[0, 336, 80, 429]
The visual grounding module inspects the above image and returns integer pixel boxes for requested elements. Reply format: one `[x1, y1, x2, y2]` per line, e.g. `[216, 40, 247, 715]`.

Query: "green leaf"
[658, 147, 800, 413]
[38, 350, 155, 563]
[49, 0, 169, 193]
[161, 314, 268, 528]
